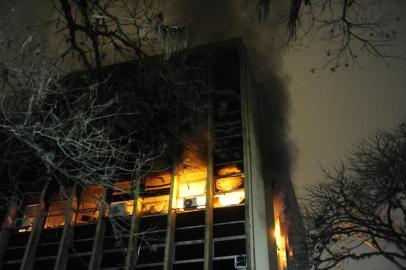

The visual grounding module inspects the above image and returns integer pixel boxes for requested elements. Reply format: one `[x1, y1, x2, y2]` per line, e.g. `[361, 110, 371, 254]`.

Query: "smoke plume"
[166, 0, 295, 185]
[0, 0, 296, 186]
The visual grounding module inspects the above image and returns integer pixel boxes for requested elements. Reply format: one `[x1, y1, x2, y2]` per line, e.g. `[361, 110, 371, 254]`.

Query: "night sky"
[1, 1, 406, 269]
[286, 34, 406, 195]
[284, 3, 406, 269]
[285, 33, 406, 270]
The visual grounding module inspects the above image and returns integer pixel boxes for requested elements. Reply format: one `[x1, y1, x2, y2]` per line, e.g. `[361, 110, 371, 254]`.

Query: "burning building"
[0, 39, 306, 270]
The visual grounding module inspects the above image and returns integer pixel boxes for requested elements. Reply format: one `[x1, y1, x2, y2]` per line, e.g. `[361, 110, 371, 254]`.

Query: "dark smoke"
[0, 0, 54, 43]
[254, 80, 293, 188]
[0, 0, 296, 185]
[166, 0, 295, 185]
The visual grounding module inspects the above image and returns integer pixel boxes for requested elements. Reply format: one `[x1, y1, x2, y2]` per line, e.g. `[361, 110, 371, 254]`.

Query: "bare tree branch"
[304, 122, 406, 269]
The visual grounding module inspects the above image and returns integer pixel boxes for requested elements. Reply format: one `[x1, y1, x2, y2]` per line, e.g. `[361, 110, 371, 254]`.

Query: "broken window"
[15, 204, 39, 232]
[141, 173, 171, 216]
[44, 188, 75, 229]
[214, 165, 245, 208]
[76, 185, 103, 224]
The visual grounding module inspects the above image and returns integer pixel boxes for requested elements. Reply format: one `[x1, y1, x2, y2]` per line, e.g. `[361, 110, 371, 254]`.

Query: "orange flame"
[274, 194, 288, 270]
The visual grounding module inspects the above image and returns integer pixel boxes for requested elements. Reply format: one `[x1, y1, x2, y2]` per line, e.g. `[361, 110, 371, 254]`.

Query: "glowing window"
[142, 195, 169, 215]
[177, 180, 206, 209]
[176, 141, 208, 211]
[214, 190, 245, 208]
[16, 204, 39, 232]
[44, 189, 75, 229]
[214, 165, 245, 208]
[76, 185, 103, 224]
[44, 200, 69, 228]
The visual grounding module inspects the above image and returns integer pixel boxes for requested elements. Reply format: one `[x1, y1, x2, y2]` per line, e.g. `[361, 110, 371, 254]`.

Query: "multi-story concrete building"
[0, 39, 306, 270]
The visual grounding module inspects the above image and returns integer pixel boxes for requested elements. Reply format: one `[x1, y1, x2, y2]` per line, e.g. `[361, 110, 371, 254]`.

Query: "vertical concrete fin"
[88, 188, 108, 270]
[54, 184, 77, 270]
[20, 180, 51, 270]
[0, 195, 18, 268]
[163, 167, 177, 270]
[125, 179, 142, 270]
[204, 114, 214, 270]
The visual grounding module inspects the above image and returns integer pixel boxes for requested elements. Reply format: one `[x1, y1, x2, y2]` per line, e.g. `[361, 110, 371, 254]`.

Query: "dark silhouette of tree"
[49, 0, 401, 72]
[52, 0, 187, 71]
[0, 0, 403, 267]
[0, 0, 207, 194]
[303, 121, 406, 269]
[257, 0, 400, 69]
[0, 5, 208, 261]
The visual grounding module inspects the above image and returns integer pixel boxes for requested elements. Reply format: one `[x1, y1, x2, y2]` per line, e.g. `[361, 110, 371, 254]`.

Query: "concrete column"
[204, 120, 214, 270]
[265, 184, 278, 270]
[239, 48, 278, 270]
[125, 180, 141, 270]
[20, 181, 51, 270]
[88, 188, 108, 270]
[54, 184, 77, 270]
[163, 168, 177, 270]
[239, 45, 255, 270]
[0, 195, 18, 268]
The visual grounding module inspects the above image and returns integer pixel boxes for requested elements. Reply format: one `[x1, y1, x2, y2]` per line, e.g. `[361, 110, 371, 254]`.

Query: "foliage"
[304, 121, 406, 269]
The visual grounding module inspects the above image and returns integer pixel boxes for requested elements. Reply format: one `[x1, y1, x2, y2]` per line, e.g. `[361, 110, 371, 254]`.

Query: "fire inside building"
[0, 39, 306, 270]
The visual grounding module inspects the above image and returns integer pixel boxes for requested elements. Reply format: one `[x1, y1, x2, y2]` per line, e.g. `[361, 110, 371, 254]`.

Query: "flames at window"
[273, 194, 289, 270]
[15, 140, 245, 231]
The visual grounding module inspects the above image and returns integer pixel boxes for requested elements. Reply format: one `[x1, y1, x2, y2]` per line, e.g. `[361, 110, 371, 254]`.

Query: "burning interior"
[0, 42, 302, 270]
[1, 45, 250, 270]
[273, 193, 291, 270]
[18, 162, 245, 231]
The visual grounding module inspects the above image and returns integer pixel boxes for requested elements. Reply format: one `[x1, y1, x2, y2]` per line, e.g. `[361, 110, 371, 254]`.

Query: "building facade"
[0, 39, 306, 270]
